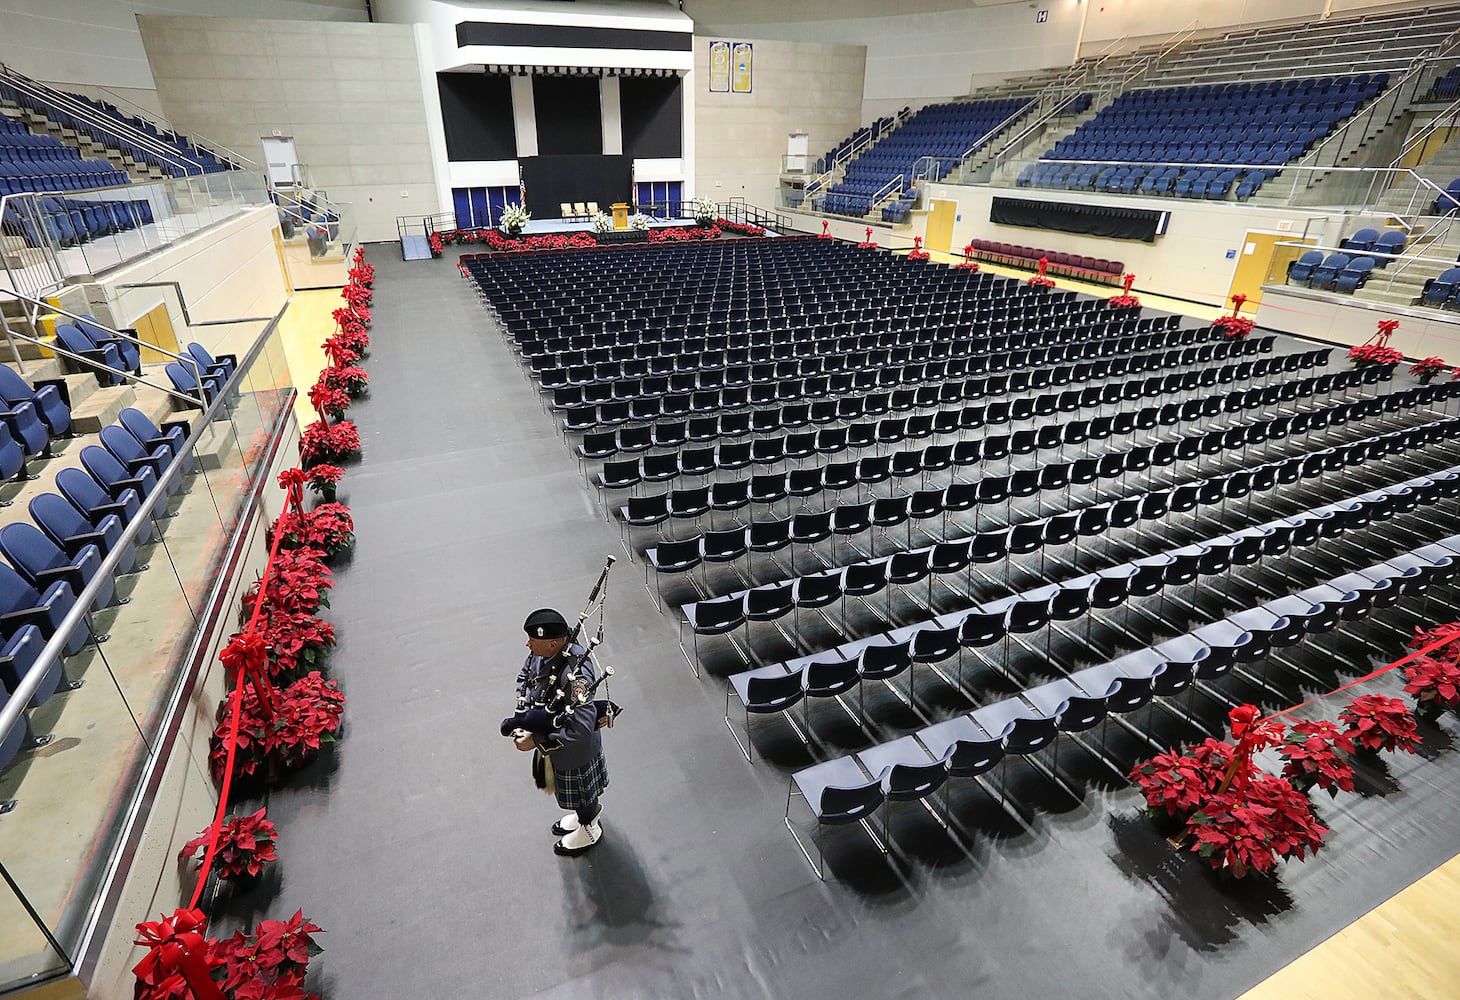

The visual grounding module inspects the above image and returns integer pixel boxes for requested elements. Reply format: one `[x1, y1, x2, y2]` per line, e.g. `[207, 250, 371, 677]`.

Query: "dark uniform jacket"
[515, 643, 603, 771]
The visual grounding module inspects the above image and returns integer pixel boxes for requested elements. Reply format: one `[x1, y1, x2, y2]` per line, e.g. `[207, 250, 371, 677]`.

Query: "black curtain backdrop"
[990, 196, 1169, 242]
[520, 155, 631, 217]
[436, 73, 516, 161]
[533, 77, 602, 155]
[620, 77, 682, 160]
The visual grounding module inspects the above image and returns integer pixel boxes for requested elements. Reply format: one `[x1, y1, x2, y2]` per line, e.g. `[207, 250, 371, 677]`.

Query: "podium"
[612, 203, 630, 231]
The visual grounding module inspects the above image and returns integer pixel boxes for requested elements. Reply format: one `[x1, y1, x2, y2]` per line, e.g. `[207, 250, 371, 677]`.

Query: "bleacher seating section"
[965, 240, 1123, 284]
[1019, 74, 1389, 200]
[823, 99, 1031, 218]
[0, 80, 231, 178]
[0, 111, 157, 249]
[1430, 65, 1460, 102]
[820, 116, 895, 175]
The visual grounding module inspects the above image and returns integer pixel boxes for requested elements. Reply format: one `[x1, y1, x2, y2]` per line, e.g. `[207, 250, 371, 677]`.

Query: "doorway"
[1226, 230, 1314, 312]
[261, 137, 300, 188]
[924, 199, 958, 254]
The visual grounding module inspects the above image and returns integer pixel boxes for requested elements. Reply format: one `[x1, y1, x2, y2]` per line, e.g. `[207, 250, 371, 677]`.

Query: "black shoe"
[553, 820, 602, 856]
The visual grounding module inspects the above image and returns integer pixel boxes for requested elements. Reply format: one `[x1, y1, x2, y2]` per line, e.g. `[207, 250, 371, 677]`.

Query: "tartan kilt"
[553, 752, 609, 810]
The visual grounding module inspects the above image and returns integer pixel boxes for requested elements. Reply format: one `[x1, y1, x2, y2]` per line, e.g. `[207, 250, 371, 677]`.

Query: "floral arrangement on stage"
[1409, 355, 1447, 382]
[693, 196, 718, 225]
[499, 202, 530, 236]
[649, 224, 721, 243]
[631, 212, 651, 231]
[590, 211, 613, 233]
[717, 218, 766, 237]
[180, 808, 279, 882]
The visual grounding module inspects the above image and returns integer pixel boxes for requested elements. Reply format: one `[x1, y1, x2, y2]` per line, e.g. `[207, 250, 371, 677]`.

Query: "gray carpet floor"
[231, 243, 1460, 1000]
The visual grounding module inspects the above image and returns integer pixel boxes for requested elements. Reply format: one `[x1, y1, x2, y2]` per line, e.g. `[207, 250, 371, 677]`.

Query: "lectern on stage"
[611, 203, 630, 230]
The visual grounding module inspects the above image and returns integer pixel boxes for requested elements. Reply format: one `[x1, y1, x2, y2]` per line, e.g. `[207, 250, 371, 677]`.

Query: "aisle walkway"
[250, 243, 1460, 1000]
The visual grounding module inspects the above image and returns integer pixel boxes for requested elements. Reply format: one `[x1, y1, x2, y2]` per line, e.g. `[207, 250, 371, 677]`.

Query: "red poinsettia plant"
[1186, 772, 1329, 877]
[242, 543, 333, 619]
[347, 262, 374, 287]
[299, 420, 360, 467]
[649, 224, 721, 243]
[274, 502, 354, 557]
[1403, 655, 1460, 713]
[209, 671, 345, 784]
[317, 364, 368, 398]
[321, 339, 361, 369]
[302, 464, 345, 499]
[307, 381, 351, 421]
[1107, 272, 1141, 309]
[1409, 356, 1447, 380]
[1129, 704, 1331, 877]
[180, 807, 279, 881]
[717, 218, 766, 237]
[1347, 343, 1404, 367]
[256, 611, 337, 682]
[134, 907, 324, 1000]
[341, 282, 372, 308]
[1338, 693, 1421, 753]
[1277, 719, 1357, 797]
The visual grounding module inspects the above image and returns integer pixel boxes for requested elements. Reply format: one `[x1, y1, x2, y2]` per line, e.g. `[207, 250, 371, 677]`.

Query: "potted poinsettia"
[1339, 693, 1421, 754]
[299, 419, 360, 468]
[1277, 720, 1357, 797]
[258, 611, 337, 682]
[180, 807, 279, 882]
[210, 671, 346, 784]
[242, 545, 333, 620]
[133, 908, 326, 1000]
[1410, 356, 1447, 384]
[1186, 775, 1328, 877]
[307, 381, 351, 421]
[304, 464, 345, 503]
[318, 364, 368, 399]
[1347, 343, 1403, 368]
[1403, 654, 1460, 718]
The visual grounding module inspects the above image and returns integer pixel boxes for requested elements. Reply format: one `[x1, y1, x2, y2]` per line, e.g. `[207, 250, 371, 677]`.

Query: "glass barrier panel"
[0, 316, 288, 986]
[0, 874, 70, 993]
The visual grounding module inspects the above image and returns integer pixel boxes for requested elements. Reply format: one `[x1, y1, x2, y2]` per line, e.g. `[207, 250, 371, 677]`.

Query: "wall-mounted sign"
[1036, 9, 1048, 22]
[731, 42, 753, 93]
[709, 40, 730, 92]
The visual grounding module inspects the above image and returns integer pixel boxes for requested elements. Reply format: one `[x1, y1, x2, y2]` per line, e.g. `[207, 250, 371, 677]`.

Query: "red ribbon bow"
[1122, 272, 1136, 294]
[133, 908, 224, 1000]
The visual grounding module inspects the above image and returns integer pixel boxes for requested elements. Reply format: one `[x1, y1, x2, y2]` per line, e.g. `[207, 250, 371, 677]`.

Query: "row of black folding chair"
[597, 363, 1397, 496]
[566, 340, 1301, 442]
[533, 322, 1220, 392]
[515, 311, 1177, 361]
[553, 334, 1259, 433]
[637, 413, 1460, 591]
[782, 530, 1460, 876]
[678, 427, 1460, 659]
[724, 467, 1459, 747]
[520, 311, 1176, 368]
[528, 321, 1174, 377]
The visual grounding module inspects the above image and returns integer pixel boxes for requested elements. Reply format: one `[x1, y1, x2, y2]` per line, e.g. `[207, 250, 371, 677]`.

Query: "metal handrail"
[1390, 94, 1460, 168]
[90, 84, 253, 170]
[0, 298, 287, 805]
[1270, 235, 1459, 296]
[0, 291, 216, 406]
[0, 65, 197, 175]
[1301, 27, 1460, 184]
[805, 110, 907, 196]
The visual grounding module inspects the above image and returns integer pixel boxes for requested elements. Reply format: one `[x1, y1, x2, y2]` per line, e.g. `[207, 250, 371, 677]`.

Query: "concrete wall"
[694, 36, 865, 211]
[1257, 286, 1460, 358]
[137, 16, 437, 244]
[96, 206, 291, 357]
[0, 1, 364, 117]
